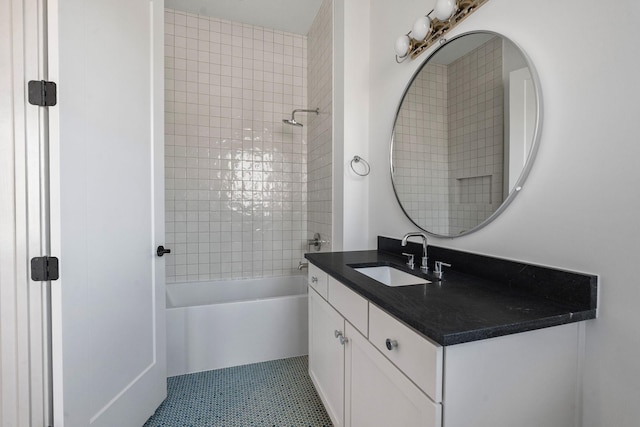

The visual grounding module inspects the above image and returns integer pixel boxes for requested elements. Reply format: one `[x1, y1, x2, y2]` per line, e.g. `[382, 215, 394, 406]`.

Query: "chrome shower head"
[282, 118, 303, 127]
[283, 108, 319, 127]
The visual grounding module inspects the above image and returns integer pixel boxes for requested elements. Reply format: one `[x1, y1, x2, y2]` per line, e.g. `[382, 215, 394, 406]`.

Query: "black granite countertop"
[305, 240, 597, 346]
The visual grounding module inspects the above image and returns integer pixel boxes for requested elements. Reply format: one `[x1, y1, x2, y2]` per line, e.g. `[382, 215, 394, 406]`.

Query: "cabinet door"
[309, 288, 346, 427]
[345, 323, 442, 427]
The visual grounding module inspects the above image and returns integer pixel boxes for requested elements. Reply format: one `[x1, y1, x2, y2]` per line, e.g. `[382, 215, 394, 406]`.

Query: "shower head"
[283, 108, 319, 127]
[283, 118, 303, 127]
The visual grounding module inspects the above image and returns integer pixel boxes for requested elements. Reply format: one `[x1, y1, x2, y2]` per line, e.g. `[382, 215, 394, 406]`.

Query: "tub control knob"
[335, 330, 348, 345]
[311, 276, 318, 283]
[157, 246, 171, 257]
[385, 338, 398, 350]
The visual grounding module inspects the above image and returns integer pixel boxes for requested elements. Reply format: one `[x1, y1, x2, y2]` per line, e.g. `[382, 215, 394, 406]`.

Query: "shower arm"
[289, 108, 319, 121]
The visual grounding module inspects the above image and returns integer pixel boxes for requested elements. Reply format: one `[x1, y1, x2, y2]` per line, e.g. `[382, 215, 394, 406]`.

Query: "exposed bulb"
[411, 16, 432, 41]
[434, 0, 456, 21]
[394, 35, 411, 58]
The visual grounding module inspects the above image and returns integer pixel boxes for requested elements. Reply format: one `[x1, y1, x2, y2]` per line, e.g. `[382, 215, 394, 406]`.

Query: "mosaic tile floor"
[144, 356, 333, 427]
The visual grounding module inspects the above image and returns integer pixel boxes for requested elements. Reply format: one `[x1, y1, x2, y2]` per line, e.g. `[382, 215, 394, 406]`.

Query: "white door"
[48, 0, 166, 425]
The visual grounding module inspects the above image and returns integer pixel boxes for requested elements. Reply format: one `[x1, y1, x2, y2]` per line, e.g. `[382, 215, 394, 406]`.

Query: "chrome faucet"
[401, 232, 429, 273]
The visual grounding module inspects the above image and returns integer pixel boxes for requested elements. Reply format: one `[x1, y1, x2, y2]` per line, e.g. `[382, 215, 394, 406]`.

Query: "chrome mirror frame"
[390, 31, 543, 238]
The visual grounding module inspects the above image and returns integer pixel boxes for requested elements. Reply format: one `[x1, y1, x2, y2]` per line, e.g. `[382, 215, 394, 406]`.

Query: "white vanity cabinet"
[441, 322, 581, 427]
[308, 269, 442, 427]
[307, 262, 584, 427]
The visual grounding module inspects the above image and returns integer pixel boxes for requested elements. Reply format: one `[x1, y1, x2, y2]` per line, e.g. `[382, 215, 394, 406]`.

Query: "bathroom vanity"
[305, 238, 597, 427]
[302, 21, 577, 427]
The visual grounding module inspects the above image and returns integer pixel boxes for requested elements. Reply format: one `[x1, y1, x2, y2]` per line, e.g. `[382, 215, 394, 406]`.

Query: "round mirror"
[391, 31, 542, 237]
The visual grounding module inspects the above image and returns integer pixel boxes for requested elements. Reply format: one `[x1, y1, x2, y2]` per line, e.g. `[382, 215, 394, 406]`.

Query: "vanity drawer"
[328, 277, 368, 337]
[369, 304, 443, 402]
[308, 263, 328, 299]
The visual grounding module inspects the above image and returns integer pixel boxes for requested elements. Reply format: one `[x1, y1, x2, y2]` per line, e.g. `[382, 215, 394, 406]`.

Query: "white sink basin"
[353, 266, 431, 287]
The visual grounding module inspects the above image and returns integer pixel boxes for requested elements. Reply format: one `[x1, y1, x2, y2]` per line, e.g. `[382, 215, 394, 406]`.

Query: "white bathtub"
[166, 275, 308, 377]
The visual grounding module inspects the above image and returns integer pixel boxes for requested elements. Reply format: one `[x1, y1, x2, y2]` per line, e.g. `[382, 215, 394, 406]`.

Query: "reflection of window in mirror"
[502, 39, 534, 197]
[506, 67, 535, 196]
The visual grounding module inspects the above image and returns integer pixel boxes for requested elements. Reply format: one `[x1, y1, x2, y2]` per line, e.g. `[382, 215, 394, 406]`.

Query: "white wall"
[333, 0, 370, 251]
[367, 0, 640, 425]
[1, 0, 51, 424]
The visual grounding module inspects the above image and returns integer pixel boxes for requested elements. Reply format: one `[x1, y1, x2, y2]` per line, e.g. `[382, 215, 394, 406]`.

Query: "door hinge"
[30, 256, 59, 281]
[28, 80, 57, 106]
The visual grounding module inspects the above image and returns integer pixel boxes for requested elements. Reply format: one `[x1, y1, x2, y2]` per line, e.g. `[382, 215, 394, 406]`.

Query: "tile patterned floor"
[144, 356, 332, 427]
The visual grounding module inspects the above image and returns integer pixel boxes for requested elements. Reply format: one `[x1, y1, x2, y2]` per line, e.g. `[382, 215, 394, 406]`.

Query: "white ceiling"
[165, 0, 325, 35]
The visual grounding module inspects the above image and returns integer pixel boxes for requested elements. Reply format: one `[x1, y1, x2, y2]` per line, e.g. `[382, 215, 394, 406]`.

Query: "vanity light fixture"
[395, 0, 490, 63]
[411, 15, 432, 41]
[433, 0, 456, 21]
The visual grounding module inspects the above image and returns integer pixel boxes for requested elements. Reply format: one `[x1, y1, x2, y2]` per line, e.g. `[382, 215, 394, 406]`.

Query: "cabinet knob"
[311, 276, 318, 283]
[385, 338, 398, 350]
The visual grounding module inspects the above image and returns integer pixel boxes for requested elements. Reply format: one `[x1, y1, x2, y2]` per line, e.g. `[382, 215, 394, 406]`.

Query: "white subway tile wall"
[307, 0, 333, 251]
[393, 37, 504, 235]
[164, 9, 308, 282]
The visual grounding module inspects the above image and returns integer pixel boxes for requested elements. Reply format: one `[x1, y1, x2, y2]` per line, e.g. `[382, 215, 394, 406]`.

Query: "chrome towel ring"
[350, 155, 370, 176]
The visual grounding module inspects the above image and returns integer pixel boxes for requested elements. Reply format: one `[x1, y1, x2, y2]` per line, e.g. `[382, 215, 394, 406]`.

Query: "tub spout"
[298, 261, 309, 270]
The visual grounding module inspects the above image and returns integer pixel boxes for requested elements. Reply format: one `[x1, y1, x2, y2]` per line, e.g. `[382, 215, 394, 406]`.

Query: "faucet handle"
[434, 261, 452, 279]
[402, 252, 415, 269]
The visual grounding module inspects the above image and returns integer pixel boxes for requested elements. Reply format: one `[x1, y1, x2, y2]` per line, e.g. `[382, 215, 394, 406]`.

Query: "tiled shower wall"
[307, 0, 333, 251]
[164, 9, 308, 282]
[393, 37, 504, 236]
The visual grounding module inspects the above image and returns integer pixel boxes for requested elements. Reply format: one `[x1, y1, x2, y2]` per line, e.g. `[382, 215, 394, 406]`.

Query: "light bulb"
[411, 16, 432, 41]
[434, 0, 456, 21]
[394, 35, 411, 58]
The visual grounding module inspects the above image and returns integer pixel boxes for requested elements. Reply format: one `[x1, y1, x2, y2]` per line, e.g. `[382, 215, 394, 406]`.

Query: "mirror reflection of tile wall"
[448, 36, 504, 235]
[394, 37, 504, 235]
[394, 64, 450, 235]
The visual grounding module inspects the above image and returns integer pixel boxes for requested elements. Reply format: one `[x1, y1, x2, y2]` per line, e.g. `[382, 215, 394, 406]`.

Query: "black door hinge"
[28, 80, 57, 106]
[31, 256, 59, 281]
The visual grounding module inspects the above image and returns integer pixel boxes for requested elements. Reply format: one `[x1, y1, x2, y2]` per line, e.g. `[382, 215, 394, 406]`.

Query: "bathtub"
[166, 275, 308, 377]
